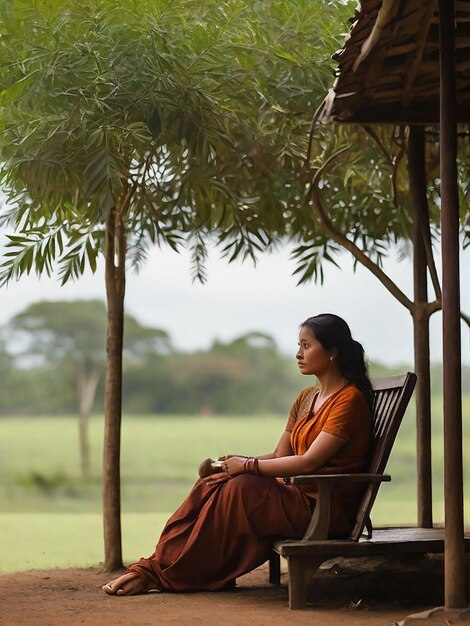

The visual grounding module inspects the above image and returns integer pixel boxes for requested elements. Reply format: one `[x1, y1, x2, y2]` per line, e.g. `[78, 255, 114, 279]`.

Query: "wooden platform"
[273, 527, 470, 609]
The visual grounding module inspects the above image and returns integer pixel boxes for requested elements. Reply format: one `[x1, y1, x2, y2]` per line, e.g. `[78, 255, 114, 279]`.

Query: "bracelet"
[243, 457, 260, 475]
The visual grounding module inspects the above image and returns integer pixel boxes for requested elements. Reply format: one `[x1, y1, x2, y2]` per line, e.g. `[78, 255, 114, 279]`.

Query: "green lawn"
[1, 400, 469, 572]
[0, 512, 167, 572]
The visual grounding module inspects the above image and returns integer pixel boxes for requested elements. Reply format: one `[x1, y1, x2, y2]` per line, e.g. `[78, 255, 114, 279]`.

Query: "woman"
[103, 313, 373, 596]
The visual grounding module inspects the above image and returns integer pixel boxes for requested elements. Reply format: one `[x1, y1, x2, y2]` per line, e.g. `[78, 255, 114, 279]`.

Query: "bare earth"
[1, 557, 469, 626]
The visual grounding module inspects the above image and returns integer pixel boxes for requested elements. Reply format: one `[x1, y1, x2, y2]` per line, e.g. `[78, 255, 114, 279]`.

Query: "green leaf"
[83, 148, 110, 196]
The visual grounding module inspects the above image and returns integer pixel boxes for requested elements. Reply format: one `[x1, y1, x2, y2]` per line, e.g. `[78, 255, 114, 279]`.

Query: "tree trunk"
[102, 206, 126, 571]
[408, 126, 433, 528]
[77, 365, 101, 479]
[411, 306, 432, 527]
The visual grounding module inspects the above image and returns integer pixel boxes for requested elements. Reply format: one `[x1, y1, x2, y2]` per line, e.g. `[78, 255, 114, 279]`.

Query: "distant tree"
[0, 336, 15, 409]
[122, 353, 177, 414]
[8, 300, 171, 477]
[168, 332, 298, 414]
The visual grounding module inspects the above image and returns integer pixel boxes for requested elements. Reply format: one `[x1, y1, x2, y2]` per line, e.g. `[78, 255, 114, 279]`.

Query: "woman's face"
[296, 325, 333, 377]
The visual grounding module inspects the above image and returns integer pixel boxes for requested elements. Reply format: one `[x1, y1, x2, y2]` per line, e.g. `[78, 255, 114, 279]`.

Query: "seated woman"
[103, 313, 373, 596]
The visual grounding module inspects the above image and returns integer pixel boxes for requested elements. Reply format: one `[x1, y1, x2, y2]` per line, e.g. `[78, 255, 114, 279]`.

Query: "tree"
[0, 0, 352, 569]
[7, 299, 171, 478]
[289, 118, 470, 526]
[167, 332, 298, 415]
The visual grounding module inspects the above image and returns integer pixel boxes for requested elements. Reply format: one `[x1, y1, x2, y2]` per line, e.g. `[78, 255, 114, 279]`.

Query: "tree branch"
[461, 310, 470, 329]
[363, 125, 393, 165]
[307, 147, 416, 313]
[304, 102, 324, 168]
[116, 209, 126, 304]
[391, 146, 405, 209]
[407, 127, 442, 302]
[362, 125, 403, 209]
[419, 226, 441, 302]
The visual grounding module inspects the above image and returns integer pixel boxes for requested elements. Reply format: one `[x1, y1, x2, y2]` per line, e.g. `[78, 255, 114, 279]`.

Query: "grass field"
[1, 400, 469, 573]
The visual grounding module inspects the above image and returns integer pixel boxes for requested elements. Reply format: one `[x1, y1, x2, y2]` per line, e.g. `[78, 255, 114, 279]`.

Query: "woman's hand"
[223, 455, 247, 478]
[203, 470, 230, 487]
[202, 455, 247, 486]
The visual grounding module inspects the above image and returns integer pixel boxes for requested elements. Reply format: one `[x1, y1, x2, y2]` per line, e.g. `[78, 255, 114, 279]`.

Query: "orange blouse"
[285, 382, 372, 537]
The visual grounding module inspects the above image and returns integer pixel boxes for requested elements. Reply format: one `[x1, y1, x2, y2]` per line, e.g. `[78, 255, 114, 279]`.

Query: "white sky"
[1, 240, 469, 366]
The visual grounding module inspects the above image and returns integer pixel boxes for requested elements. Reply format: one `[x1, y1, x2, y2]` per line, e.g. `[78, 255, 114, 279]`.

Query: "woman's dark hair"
[301, 313, 374, 411]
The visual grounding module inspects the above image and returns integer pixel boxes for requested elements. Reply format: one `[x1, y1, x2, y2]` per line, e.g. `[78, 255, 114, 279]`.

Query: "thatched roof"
[319, 0, 470, 124]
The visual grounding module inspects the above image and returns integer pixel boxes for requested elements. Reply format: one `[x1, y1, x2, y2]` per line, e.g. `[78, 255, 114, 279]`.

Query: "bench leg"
[269, 551, 281, 585]
[287, 556, 324, 610]
[287, 556, 307, 609]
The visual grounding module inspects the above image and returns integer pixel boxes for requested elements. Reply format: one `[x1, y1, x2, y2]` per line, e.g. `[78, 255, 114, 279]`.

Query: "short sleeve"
[285, 386, 317, 433]
[321, 387, 370, 441]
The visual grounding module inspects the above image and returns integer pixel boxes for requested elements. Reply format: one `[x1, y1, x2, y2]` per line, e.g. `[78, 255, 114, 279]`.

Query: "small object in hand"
[198, 458, 224, 478]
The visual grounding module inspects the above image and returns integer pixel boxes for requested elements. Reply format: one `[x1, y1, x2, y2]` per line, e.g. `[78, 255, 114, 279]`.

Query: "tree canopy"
[0, 0, 355, 282]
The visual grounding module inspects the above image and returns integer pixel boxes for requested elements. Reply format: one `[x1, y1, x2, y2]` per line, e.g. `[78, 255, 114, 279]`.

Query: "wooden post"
[439, 0, 466, 608]
[408, 126, 433, 528]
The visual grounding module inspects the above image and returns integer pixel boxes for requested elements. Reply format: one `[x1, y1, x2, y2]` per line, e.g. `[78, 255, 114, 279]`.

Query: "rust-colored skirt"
[127, 474, 312, 592]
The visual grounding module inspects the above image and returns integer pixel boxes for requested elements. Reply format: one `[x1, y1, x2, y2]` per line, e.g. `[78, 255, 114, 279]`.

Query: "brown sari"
[127, 384, 371, 591]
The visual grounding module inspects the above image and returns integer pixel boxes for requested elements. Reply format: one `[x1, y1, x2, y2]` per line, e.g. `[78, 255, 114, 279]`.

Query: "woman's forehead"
[298, 325, 316, 340]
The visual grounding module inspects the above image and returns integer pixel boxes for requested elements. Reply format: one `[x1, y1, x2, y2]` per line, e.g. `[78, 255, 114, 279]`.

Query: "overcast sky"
[1, 240, 469, 367]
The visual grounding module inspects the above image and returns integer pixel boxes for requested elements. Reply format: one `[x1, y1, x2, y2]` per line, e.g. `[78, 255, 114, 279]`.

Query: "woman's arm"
[256, 430, 294, 459]
[224, 431, 346, 478]
[203, 430, 294, 485]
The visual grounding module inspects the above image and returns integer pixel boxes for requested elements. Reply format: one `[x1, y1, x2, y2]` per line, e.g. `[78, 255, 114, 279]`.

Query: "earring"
[329, 356, 334, 361]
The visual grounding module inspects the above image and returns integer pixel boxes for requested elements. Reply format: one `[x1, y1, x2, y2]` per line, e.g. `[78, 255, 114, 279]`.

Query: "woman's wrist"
[243, 457, 260, 475]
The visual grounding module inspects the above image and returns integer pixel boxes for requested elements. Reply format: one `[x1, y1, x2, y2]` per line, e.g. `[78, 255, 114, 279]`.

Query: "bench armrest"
[291, 473, 390, 541]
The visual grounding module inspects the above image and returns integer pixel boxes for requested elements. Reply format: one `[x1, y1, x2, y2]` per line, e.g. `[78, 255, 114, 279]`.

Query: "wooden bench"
[273, 526, 470, 609]
[268, 372, 437, 609]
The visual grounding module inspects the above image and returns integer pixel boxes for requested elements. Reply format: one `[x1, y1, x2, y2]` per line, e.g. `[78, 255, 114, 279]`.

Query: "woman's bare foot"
[102, 572, 147, 596]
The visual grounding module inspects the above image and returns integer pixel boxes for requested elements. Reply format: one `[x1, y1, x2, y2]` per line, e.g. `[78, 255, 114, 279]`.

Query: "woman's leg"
[125, 475, 312, 593]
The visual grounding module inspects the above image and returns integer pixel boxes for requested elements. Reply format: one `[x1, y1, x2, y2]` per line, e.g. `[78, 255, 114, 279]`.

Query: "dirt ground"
[1, 557, 469, 626]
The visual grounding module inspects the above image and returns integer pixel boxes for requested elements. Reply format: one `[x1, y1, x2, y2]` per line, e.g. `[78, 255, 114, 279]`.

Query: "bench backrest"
[350, 372, 417, 541]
